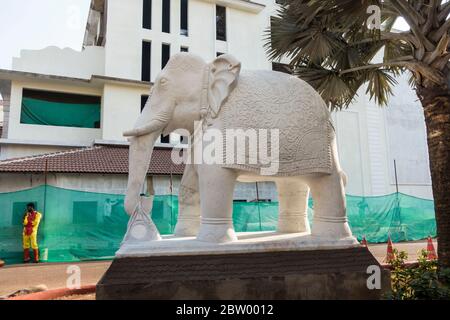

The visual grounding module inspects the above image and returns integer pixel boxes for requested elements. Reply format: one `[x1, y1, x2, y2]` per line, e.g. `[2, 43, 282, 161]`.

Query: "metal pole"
[43, 159, 48, 214]
[393, 159, 402, 240]
[393, 159, 399, 194]
[255, 182, 262, 231]
[169, 164, 174, 233]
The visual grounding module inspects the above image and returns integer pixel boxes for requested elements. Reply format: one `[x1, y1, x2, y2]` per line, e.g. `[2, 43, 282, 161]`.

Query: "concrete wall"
[0, 145, 76, 161]
[226, 1, 273, 70]
[104, 0, 144, 80]
[0, 172, 277, 200]
[0, 100, 3, 123]
[332, 107, 372, 197]
[383, 74, 432, 198]
[101, 83, 148, 141]
[0, 173, 127, 194]
[104, 0, 272, 81]
[330, 70, 432, 199]
[12, 46, 105, 80]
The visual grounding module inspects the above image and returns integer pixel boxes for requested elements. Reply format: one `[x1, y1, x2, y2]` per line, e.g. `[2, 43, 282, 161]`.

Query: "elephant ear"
[207, 54, 241, 118]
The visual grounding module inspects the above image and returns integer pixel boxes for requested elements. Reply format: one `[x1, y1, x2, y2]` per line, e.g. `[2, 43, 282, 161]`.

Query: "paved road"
[0, 240, 437, 296]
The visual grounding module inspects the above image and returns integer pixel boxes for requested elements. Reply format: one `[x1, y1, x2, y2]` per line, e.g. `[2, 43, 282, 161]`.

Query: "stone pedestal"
[96, 246, 390, 300]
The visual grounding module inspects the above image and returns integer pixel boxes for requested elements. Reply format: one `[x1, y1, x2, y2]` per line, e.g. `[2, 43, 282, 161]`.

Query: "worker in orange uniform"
[22, 203, 42, 263]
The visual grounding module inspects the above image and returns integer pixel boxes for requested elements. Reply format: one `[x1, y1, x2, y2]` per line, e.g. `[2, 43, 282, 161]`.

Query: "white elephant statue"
[123, 53, 354, 244]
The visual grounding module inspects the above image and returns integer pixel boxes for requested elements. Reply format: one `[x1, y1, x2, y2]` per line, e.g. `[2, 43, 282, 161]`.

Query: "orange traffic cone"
[360, 236, 368, 247]
[426, 236, 437, 260]
[384, 236, 394, 263]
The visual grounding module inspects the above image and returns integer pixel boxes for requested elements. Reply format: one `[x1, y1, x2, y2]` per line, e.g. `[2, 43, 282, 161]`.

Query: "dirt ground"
[0, 239, 437, 298]
[0, 260, 110, 297]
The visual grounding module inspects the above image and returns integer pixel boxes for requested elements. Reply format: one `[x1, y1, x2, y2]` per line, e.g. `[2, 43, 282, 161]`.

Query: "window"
[216, 52, 225, 57]
[180, 46, 189, 52]
[20, 89, 101, 128]
[143, 0, 152, 29]
[142, 41, 152, 81]
[161, 134, 170, 144]
[162, 0, 170, 33]
[216, 5, 226, 41]
[141, 95, 149, 112]
[161, 43, 170, 69]
[180, 0, 188, 36]
[73, 201, 98, 224]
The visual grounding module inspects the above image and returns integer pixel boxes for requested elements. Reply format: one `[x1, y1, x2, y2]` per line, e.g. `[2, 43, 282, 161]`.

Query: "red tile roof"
[0, 145, 185, 175]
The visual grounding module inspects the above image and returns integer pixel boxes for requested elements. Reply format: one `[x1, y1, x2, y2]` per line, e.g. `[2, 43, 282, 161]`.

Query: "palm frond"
[364, 68, 398, 105]
[266, 0, 450, 109]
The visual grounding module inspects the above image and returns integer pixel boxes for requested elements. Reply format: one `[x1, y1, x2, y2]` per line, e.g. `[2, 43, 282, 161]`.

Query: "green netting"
[20, 97, 100, 128]
[0, 185, 435, 265]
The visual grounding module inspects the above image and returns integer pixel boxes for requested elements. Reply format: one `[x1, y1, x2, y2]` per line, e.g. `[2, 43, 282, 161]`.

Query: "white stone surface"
[116, 231, 360, 257]
[120, 205, 161, 245]
[123, 53, 354, 244]
[13, 46, 105, 80]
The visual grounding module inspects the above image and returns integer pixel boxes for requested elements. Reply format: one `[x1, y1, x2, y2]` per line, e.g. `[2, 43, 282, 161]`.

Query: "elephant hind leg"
[174, 163, 201, 237]
[276, 180, 310, 233]
[306, 168, 353, 239]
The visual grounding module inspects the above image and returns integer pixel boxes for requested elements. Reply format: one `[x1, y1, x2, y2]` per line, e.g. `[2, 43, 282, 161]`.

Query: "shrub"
[387, 248, 450, 300]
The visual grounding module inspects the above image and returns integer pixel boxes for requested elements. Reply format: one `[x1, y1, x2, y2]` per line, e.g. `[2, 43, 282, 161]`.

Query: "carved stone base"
[96, 247, 390, 300]
[115, 231, 359, 257]
[120, 208, 161, 250]
[173, 216, 200, 237]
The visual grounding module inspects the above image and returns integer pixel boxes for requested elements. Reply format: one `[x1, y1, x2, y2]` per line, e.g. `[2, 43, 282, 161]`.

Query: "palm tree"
[267, 0, 450, 271]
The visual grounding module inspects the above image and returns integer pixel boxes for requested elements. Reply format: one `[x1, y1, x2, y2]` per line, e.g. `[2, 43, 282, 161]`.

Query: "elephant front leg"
[174, 163, 201, 237]
[196, 165, 238, 243]
[276, 180, 310, 233]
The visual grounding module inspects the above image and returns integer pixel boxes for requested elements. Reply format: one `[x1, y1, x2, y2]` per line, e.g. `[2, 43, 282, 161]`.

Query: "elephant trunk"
[124, 130, 161, 215]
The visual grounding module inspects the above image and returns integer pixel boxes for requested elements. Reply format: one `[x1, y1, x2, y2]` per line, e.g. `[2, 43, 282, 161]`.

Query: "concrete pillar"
[0, 80, 11, 139]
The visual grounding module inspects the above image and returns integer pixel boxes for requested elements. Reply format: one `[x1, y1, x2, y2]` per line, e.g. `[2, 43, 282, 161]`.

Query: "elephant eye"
[160, 78, 168, 86]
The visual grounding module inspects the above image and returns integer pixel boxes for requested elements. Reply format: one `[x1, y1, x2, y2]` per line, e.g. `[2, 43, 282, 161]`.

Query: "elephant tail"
[339, 170, 348, 187]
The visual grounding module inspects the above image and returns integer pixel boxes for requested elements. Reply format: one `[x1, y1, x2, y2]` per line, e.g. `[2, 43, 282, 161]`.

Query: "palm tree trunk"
[417, 85, 450, 272]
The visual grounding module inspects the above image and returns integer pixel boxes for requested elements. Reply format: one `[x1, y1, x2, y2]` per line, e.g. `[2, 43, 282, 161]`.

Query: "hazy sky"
[0, 0, 90, 69]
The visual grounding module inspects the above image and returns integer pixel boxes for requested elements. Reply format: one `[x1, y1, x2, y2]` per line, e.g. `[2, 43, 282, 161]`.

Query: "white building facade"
[0, 0, 433, 200]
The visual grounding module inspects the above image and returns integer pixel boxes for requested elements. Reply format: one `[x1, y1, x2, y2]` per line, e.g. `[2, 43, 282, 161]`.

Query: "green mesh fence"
[0, 185, 435, 265]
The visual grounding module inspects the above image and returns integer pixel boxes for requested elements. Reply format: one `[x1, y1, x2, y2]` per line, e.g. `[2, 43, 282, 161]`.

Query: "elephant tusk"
[123, 128, 144, 137]
[123, 121, 166, 137]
